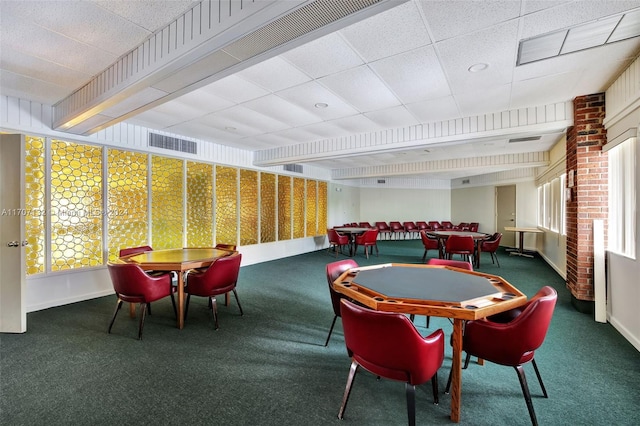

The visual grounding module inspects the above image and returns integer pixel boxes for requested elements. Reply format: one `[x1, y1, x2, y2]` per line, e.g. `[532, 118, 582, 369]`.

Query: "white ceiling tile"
[437, 21, 519, 94]
[0, 70, 71, 106]
[329, 114, 384, 134]
[369, 46, 451, 104]
[236, 56, 312, 92]
[93, 0, 199, 32]
[405, 96, 461, 123]
[455, 84, 512, 116]
[204, 75, 270, 104]
[297, 121, 351, 139]
[364, 106, 420, 128]
[340, 1, 431, 62]
[173, 90, 235, 114]
[281, 32, 364, 78]
[276, 81, 359, 120]
[129, 109, 184, 129]
[510, 71, 580, 109]
[243, 95, 322, 127]
[215, 106, 290, 133]
[265, 127, 320, 144]
[319, 65, 402, 112]
[419, 0, 520, 41]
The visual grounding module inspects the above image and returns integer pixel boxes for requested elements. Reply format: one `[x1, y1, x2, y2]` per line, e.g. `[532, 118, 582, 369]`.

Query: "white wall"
[359, 187, 451, 226]
[451, 186, 495, 234]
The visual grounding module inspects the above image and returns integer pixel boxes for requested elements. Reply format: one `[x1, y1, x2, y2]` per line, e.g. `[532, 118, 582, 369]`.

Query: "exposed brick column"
[565, 93, 608, 313]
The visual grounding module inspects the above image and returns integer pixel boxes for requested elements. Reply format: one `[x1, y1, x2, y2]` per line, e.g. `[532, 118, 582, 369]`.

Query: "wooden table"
[333, 263, 526, 423]
[333, 227, 372, 256]
[504, 226, 543, 258]
[120, 247, 235, 329]
[427, 230, 489, 267]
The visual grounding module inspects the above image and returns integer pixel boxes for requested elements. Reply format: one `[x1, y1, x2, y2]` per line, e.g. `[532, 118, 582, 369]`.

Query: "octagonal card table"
[333, 263, 527, 423]
[120, 247, 235, 329]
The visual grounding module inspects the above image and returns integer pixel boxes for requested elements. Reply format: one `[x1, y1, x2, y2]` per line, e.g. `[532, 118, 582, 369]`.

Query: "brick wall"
[565, 93, 608, 305]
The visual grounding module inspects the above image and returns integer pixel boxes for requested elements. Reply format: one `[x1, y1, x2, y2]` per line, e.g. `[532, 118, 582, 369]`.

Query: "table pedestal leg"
[450, 319, 463, 422]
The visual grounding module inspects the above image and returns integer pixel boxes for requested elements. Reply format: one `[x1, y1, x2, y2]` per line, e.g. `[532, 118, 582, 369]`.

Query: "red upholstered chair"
[456, 222, 470, 231]
[426, 258, 473, 271]
[327, 228, 349, 257]
[338, 300, 445, 426]
[468, 222, 479, 232]
[184, 253, 243, 330]
[214, 243, 236, 251]
[354, 229, 379, 259]
[403, 221, 418, 239]
[420, 230, 439, 261]
[389, 221, 405, 239]
[450, 286, 557, 426]
[119, 245, 153, 257]
[441, 221, 454, 229]
[324, 259, 359, 346]
[107, 262, 176, 340]
[375, 221, 392, 240]
[444, 235, 475, 264]
[480, 232, 502, 267]
[358, 221, 373, 228]
[415, 221, 429, 231]
[428, 221, 441, 230]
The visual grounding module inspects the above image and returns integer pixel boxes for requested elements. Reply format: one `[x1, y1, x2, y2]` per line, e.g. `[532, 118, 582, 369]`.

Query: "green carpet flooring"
[1, 240, 639, 425]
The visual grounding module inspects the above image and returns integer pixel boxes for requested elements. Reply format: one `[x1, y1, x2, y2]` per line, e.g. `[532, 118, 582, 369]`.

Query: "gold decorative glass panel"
[293, 177, 305, 239]
[278, 175, 291, 241]
[318, 181, 327, 233]
[24, 136, 46, 275]
[187, 161, 213, 247]
[215, 165, 237, 246]
[107, 149, 148, 261]
[50, 140, 103, 271]
[260, 173, 276, 243]
[151, 156, 183, 249]
[240, 169, 258, 246]
[306, 180, 317, 237]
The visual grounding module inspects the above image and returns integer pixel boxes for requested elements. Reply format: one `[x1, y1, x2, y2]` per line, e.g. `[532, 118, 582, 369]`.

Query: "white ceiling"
[2, 0, 640, 182]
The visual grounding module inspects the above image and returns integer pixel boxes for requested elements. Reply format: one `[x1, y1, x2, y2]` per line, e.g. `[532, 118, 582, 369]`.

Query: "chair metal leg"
[531, 359, 548, 397]
[338, 361, 359, 420]
[211, 296, 219, 330]
[232, 288, 244, 316]
[494, 252, 500, 267]
[430, 372, 439, 405]
[107, 299, 123, 334]
[184, 294, 191, 319]
[446, 353, 470, 394]
[405, 383, 416, 426]
[515, 364, 538, 426]
[170, 292, 177, 318]
[137, 302, 148, 340]
[324, 315, 338, 346]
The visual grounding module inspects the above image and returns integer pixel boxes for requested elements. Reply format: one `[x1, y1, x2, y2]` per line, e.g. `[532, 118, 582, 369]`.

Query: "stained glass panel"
[278, 175, 291, 241]
[260, 173, 276, 243]
[293, 177, 305, 239]
[187, 161, 213, 247]
[318, 181, 327, 233]
[50, 140, 103, 271]
[24, 136, 46, 275]
[151, 156, 183, 249]
[240, 169, 258, 246]
[107, 149, 148, 261]
[215, 165, 237, 246]
[306, 180, 317, 237]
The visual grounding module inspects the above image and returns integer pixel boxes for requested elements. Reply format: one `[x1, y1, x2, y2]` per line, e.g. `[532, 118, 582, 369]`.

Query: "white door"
[0, 134, 27, 333]
[496, 185, 516, 248]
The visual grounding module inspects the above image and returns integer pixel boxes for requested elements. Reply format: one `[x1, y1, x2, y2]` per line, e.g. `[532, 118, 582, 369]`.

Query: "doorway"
[496, 185, 516, 248]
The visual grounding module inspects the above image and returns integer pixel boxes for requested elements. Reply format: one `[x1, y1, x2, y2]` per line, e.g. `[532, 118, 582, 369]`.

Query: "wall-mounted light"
[335, 187, 342, 192]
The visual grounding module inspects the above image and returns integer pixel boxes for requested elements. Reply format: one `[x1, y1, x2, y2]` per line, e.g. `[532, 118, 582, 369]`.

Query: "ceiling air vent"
[148, 133, 197, 154]
[283, 164, 303, 173]
[462, 179, 470, 184]
[377, 179, 386, 184]
[508, 136, 541, 143]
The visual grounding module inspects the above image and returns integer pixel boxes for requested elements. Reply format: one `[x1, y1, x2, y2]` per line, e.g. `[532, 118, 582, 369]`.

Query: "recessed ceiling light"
[314, 102, 328, 108]
[468, 63, 489, 73]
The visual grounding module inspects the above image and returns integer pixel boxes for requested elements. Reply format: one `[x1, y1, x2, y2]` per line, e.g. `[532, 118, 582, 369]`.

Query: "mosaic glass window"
[107, 149, 148, 261]
[260, 173, 276, 243]
[187, 161, 213, 247]
[278, 175, 291, 241]
[306, 180, 317, 237]
[215, 165, 237, 246]
[293, 177, 305, 239]
[151, 156, 183, 249]
[24, 136, 46, 275]
[240, 169, 258, 246]
[50, 140, 103, 271]
[318, 181, 327, 233]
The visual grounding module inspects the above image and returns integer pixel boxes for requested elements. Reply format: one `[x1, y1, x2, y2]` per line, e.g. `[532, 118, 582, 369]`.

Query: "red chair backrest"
[469, 222, 479, 232]
[375, 222, 390, 231]
[107, 262, 171, 303]
[363, 229, 379, 243]
[445, 235, 474, 253]
[427, 258, 473, 270]
[420, 230, 438, 249]
[481, 233, 502, 251]
[326, 259, 359, 316]
[428, 221, 441, 230]
[215, 243, 237, 251]
[189, 253, 242, 295]
[389, 221, 403, 231]
[441, 221, 453, 229]
[340, 299, 444, 385]
[119, 245, 153, 257]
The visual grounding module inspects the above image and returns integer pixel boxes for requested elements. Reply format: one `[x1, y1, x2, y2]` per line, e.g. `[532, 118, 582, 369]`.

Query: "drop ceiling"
[2, 0, 640, 182]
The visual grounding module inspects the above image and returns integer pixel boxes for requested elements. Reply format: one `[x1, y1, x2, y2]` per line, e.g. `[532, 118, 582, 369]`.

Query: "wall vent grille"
[148, 133, 197, 154]
[283, 164, 303, 173]
[462, 179, 470, 184]
[377, 179, 386, 184]
[509, 136, 541, 143]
